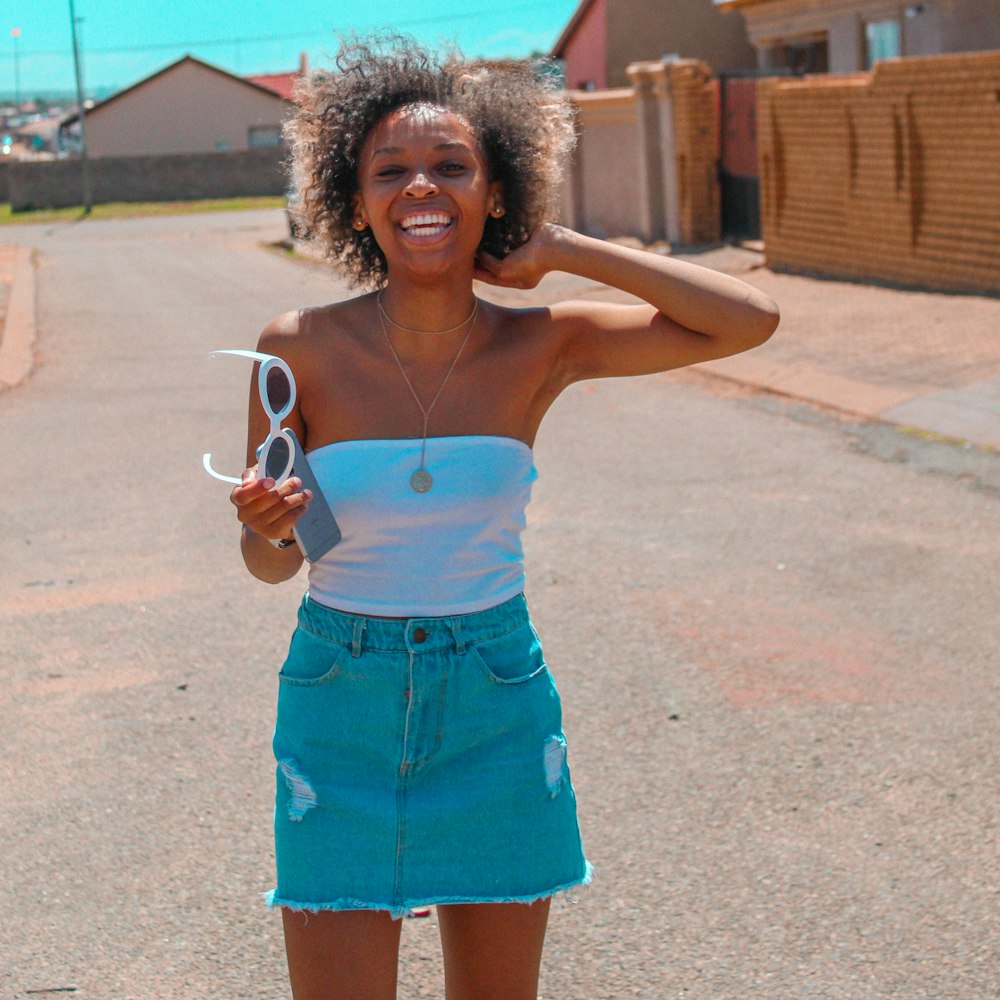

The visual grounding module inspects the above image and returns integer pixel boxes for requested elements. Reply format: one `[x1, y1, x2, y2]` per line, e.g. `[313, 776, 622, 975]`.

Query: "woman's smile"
[397, 211, 455, 241]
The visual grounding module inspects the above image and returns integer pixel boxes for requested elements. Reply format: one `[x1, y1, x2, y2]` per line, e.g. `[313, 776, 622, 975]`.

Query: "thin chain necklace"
[378, 296, 479, 493]
[376, 290, 477, 336]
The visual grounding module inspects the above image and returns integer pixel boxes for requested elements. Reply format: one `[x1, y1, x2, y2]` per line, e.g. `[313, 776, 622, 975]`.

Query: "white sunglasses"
[202, 349, 297, 488]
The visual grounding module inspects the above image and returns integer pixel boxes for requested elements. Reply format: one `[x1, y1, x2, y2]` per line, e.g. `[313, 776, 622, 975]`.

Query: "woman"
[230, 36, 779, 1000]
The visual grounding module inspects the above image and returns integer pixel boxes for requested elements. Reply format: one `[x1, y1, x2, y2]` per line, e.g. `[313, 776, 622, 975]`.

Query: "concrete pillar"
[627, 60, 682, 245]
[626, 61, 667, 243]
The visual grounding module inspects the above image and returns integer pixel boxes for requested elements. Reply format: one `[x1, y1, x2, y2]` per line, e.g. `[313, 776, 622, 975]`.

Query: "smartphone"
[286, 429, 342, 563]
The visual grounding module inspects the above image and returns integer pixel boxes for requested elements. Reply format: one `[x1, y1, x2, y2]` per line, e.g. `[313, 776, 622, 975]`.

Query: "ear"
[488, 180, 505, 219]
[352, 192, 368, 230]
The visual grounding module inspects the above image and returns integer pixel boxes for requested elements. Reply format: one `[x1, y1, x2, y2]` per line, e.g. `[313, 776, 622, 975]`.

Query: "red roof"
[247, 72, 300, 101]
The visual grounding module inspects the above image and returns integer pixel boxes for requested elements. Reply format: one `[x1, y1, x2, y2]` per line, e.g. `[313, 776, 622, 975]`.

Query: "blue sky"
[3, 0, 580, 99]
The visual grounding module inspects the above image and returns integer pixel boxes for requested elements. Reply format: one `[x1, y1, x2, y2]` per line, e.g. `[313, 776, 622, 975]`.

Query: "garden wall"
[758, 51, 1000, 294]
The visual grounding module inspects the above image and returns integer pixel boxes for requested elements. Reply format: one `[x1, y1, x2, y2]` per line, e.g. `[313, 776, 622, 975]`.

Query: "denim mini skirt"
[264, 592, 590, 918]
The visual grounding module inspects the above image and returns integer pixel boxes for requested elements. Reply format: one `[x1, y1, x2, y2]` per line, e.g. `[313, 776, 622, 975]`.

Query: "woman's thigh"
[282, 907, 403, 1000]
[437, 898, 552, 1000]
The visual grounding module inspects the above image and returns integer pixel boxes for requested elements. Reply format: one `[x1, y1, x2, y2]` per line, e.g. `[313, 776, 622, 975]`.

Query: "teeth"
[400, 212, 451, 233]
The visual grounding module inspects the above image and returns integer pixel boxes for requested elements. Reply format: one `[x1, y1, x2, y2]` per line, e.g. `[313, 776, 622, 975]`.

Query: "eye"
[373, 165, 404, 179]
[438, 160, 468, 174]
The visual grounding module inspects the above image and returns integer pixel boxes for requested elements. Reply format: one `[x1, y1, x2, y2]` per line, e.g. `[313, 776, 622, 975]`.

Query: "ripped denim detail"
[278, 758, 317, 821]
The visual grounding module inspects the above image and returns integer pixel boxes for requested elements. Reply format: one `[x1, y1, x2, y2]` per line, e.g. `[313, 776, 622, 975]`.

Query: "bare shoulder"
[256, 297, 374, 362]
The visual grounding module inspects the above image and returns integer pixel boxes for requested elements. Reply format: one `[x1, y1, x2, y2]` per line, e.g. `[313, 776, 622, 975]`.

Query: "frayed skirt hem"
[263, 863, 593, 921]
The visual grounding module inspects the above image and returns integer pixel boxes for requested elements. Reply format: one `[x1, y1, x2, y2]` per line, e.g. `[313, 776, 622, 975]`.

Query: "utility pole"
[11, 27, 20, 109]
[68, 0, 92, 213]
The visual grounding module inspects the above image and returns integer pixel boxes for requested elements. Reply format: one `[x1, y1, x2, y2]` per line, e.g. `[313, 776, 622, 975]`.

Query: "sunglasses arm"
[202, 453, 244, 486]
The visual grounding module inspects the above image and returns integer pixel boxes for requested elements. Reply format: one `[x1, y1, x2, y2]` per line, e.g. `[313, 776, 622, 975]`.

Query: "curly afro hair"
[286, 34, 576, 287]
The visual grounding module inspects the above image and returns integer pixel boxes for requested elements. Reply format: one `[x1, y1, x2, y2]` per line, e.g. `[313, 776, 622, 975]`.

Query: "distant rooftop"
[246, 72, 299, 101]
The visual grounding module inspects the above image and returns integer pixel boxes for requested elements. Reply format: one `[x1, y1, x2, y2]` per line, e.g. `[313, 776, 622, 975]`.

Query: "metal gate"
[719, 72, 763, 241]
[719, 70, 799, 241]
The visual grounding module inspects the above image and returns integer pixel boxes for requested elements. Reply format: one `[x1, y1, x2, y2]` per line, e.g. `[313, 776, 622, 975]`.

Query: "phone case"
[286, 429, 342, 563]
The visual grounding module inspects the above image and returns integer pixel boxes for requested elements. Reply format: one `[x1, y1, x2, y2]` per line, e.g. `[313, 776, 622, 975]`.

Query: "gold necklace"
[378, 298, 479, 493]
[376, 290, 477, 336]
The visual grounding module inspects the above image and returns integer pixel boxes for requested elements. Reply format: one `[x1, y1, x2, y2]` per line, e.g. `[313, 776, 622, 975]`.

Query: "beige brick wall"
[758, 51, 1000, 295]
[668, 61, 721, 247]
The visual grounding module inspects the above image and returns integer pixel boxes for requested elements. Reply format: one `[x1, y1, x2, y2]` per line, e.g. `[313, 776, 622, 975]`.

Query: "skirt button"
[413, 627, 428, 643]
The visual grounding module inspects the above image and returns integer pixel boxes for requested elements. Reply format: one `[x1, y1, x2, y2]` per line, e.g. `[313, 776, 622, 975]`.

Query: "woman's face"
[353, 104, 501, 279]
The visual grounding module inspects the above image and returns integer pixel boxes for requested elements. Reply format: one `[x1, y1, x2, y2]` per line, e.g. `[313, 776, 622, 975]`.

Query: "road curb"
[0, 245, 36, 390]
[701, 353, 1000, 452]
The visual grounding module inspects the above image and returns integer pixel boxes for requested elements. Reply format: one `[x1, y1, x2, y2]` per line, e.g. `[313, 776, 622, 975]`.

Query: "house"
[59, 54, 293, 158]
[714, 0, 1000, 73]
[551, 0, 757, 90]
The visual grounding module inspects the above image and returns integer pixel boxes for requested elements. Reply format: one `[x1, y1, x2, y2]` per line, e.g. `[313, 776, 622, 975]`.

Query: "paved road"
[1, 210, 998, 999]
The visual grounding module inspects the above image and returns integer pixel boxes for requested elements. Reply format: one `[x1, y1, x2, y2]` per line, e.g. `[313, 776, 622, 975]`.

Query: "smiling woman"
[286, 35, 574, 286]
[222, 30, 779, 1000]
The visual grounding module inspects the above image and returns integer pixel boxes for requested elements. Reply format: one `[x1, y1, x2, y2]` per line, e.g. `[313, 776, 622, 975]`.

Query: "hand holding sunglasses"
[203, 349, 341, 561]
[203, 349, 298, 488]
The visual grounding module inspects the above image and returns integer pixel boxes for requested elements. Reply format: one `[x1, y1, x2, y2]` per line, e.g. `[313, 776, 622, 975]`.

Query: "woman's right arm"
[232, 312, 312, 584]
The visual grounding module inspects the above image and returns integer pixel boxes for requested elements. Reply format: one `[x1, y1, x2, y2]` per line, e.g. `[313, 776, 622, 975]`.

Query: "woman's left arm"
[476, 223, 780, 381]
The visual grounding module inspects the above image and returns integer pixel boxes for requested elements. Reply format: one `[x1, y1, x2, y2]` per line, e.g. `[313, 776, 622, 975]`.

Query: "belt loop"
[451, 617, 466, 655]
[351, 618, 366, 658]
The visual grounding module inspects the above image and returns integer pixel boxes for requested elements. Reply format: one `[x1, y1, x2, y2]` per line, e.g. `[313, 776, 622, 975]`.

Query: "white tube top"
[304, 436, 537, 616]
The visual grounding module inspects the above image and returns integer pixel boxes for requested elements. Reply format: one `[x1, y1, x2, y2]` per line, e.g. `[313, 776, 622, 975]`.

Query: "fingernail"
[303, 489, 313, 500]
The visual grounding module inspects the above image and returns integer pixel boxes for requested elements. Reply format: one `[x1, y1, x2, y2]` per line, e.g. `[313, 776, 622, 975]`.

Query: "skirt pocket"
[467, 620, 549, 685]
[278, 626, 348, 687]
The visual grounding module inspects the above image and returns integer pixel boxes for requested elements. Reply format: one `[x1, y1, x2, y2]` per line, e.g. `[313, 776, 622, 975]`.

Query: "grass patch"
[0, 195, 286, 225]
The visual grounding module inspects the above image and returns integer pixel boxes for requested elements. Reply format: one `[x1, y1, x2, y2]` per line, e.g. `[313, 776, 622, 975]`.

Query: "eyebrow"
[369, 141, 473, 159]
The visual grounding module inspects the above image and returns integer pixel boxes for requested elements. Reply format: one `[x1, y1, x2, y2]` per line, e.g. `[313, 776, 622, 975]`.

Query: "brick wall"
[7, 147, 287, 211]
[758, 51, 1000, 295]
[668, 61, 720, 247]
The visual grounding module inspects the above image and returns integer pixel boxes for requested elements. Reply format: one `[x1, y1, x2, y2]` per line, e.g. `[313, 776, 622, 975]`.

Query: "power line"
[0, 2, 568, 62]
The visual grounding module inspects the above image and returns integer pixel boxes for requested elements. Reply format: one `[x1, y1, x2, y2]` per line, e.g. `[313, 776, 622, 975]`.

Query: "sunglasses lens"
[265, 366, 292, 413]
[263, 435, 291, 481]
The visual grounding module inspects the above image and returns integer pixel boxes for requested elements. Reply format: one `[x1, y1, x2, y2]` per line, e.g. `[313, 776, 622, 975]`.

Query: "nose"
[404, 171, 438, 198]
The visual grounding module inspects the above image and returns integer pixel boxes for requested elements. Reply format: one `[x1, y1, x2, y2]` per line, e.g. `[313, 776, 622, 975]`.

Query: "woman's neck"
[378, 277, 478, 336]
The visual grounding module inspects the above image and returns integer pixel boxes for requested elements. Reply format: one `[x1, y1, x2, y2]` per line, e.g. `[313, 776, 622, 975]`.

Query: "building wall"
[605, 0, 756, 87]
[561, 0, 609, 90]
[85, 60, 288, 158]
[937, 0, 1000, 53]
[8, 148, 287, 211]
[735, 0, 1000, 73]
[757, 50, 1000, 295]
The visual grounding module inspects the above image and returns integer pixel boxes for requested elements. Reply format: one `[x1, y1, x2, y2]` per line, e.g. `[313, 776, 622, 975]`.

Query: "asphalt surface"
[1, 210, 998, 999]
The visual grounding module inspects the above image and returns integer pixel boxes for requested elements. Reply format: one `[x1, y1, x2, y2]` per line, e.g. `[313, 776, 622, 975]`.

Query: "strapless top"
[304, 435, 537, 616]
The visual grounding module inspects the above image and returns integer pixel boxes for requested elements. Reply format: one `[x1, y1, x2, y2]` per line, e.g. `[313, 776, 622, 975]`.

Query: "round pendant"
[410, 469, 433, 493]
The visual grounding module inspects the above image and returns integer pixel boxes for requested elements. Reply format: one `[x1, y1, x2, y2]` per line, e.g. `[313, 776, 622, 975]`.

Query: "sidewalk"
[0, 243, 35, 391]
[2, 235, 998, 449]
